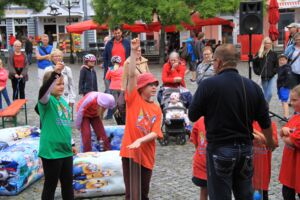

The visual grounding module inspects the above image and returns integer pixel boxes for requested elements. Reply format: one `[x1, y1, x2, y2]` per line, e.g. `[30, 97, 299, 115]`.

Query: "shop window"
[278, 9, 295, 44]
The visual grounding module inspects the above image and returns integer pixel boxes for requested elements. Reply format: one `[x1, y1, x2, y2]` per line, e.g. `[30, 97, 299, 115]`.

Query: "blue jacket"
[186, 38, 196, 62]
[284, 44, 296, 60]
[103, 38, 131, 70]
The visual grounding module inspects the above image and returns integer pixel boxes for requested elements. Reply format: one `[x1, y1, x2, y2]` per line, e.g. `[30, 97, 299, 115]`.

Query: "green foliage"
[92, 0, 249, 27]
[0, 0, 46, 18]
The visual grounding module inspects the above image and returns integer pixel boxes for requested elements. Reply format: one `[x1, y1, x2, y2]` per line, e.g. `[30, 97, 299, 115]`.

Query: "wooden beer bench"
[0, 99, 28, 128]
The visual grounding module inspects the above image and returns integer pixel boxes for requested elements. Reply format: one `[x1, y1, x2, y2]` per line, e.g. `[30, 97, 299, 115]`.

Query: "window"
[278, 9, 295, 44]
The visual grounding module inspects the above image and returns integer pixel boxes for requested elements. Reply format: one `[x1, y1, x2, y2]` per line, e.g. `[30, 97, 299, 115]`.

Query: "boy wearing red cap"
[120, 38, 162, 200]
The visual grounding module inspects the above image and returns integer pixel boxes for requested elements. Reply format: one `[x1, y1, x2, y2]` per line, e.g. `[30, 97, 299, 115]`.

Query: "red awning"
[66, 20, 108, 34]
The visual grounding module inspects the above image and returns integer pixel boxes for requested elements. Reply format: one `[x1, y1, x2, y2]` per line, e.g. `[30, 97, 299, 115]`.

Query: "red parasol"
[66, 20, 108, 34]
[268, 0, 280, 41]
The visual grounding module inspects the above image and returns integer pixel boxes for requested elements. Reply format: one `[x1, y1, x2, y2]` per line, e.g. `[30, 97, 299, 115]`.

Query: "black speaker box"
[240, 1, 263, 35]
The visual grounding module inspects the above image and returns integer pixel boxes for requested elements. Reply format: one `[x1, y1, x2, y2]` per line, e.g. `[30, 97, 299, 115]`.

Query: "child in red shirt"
[252, 121, 278, 200]
[279, 85, 300, 200]
[190, 117, 208, 200]
[105, 55, 124, 116]
[0, 58, 11, 109]
[120, 38, 162, 200]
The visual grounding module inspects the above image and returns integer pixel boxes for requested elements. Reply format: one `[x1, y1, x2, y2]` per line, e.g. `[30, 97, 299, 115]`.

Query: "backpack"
[180, 46, 189, 60]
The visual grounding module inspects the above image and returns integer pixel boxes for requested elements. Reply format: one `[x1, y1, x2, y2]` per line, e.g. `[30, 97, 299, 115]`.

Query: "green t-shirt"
[38, 95, 73, 159]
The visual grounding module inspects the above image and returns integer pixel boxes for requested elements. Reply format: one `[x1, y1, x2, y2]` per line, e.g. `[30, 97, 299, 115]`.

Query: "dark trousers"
[206, 143, 253, 200]
[282, 185, 300, 200]
[41, 156, 74, 200]
[122, 158, 152, 200]
[26, 52, 32, 65]
[11, 78, 25, 100]
[81, 116, 111, 152]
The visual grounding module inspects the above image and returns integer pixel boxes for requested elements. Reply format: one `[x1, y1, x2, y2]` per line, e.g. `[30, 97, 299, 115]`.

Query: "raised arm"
[127, 38, 140, 94]
[39, 62, 64, 104]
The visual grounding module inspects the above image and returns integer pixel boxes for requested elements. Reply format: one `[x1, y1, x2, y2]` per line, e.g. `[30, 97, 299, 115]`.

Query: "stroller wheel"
[176, 134, 186, 145]
[158, 134, 169, 146]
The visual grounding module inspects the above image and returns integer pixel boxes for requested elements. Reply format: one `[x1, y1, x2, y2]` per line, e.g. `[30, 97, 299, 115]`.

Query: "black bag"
[252, 56, 262, 76]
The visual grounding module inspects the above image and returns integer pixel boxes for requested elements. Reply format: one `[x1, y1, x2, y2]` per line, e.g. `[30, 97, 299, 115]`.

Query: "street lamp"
[59, 0, 80, 64]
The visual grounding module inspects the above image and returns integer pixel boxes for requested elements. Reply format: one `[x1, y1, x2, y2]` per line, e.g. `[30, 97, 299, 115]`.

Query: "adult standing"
[195, 46, 214, 84]
[36, 34, 53, 86]
[8, 34, 16, 52]
[185, 32, 197, 82]
[188, 44, 276, 200]
[103, 26, 130, 120]
[285, 32, 300, 88]
[45, 49, 76, 107]
[25, 36, 33, 65]
[195, 32, 205, 65]
[286, 23, 299, 48]
[8, 40, 28, 100]
[253, 37, 278, 103]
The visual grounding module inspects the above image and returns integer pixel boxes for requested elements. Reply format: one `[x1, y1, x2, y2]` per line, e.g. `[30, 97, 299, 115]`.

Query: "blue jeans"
[206, 142, 253, 200]
[261, 76, 276, 103]
[0, 88, 11, 109]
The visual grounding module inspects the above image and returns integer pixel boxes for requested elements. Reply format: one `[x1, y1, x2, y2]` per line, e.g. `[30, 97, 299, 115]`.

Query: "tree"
[92, 0, 243, 63]
[0, 0, 45, 17]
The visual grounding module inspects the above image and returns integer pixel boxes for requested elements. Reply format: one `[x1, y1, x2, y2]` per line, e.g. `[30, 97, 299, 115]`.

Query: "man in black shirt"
[188, 44, 276, 200]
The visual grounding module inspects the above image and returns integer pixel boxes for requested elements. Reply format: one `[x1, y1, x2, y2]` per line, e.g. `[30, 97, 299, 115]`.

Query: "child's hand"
[280, 127, 291, 137]
[131, 38, 140, 50]
[54, 62, 64, 74]
[127, 139, 142, 149]
[253, 132, 266, 144]
[72, 147, 78, 155]
[282, 136, 294, 146]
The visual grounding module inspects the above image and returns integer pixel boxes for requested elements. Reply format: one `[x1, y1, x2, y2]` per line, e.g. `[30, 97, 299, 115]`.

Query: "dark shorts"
[189, 61, 197, 71]
[277, 87, 290, 102]
[192, 176, 207, 188]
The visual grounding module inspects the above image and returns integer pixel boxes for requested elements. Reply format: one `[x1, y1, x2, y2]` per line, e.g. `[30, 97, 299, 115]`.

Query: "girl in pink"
[105, 56, 124, 113]
[76, 92, 115, 152]
[0, 58, 11, 109]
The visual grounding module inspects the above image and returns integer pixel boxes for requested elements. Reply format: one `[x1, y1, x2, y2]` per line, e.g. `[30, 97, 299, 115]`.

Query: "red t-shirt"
[120, 87, 163, 170]
[13, 54, 25, 69]
[279, 114, 300, 193]
[252, 121, 278, 190]
[105, 67, 123, 90]
[190, 117, 207, 180]
[162, 61, 186, 88]
[112, 39, 126, 66]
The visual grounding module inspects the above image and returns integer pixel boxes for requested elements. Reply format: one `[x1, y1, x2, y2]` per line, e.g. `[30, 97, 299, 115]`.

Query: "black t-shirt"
[188, 68, 271, 145]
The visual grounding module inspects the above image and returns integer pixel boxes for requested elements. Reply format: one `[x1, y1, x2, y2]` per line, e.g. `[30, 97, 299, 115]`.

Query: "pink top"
[105, 67, 124, 90]
[0, 68, 9, 88]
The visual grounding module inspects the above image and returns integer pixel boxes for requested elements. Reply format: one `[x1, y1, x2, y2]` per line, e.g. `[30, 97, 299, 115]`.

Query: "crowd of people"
[0, 23, 299, 200]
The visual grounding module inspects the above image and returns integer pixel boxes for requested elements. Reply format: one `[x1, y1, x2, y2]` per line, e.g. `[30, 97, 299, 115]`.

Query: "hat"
[170, 92, 180, 102]
[137, 73, 159, 90]
[278, 54, 288, 60]
[287, 23, 299, 28]
[97, 93, 115, 109]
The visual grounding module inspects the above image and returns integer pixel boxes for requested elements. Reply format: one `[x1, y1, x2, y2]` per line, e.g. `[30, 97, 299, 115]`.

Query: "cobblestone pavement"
[0, 61, 289, 200]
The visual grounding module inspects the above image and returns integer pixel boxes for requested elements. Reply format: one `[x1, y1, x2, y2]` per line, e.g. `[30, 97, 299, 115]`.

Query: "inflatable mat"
[0, 137, 43, 195]
[0, 126, 40, 145]
[73, 151, 125, 198]
[80, 126, 125, 152]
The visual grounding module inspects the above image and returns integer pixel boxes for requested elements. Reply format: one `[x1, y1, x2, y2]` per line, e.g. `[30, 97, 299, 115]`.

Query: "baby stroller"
[158, 87, 190, 146]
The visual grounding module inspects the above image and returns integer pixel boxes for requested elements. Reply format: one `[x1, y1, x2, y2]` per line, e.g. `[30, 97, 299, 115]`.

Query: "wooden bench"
[0, 99, 28, 128]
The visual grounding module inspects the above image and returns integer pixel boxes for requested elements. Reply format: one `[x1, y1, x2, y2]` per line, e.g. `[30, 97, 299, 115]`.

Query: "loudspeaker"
[239, 1, 263, 35]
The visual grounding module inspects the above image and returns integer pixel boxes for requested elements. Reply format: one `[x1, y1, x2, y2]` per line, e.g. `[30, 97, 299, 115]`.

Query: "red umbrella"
[268, 0, 280, 41]
[66, 20, 108, 34]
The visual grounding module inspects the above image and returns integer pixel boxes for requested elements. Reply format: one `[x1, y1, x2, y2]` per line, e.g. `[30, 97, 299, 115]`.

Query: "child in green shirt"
[38, 62, 76, 200]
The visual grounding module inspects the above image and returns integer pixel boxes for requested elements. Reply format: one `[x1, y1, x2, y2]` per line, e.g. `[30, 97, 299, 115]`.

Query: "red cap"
[137, 73, 159, 90]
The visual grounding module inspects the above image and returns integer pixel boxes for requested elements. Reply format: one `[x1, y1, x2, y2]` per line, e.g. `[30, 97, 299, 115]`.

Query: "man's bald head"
[214, 44, 239, 68]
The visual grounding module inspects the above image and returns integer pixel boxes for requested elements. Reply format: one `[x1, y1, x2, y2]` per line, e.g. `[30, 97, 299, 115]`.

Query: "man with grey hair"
[36, 34, 53, 86]
[188, 44, 276, 200]
[286, 23, 299, 48]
